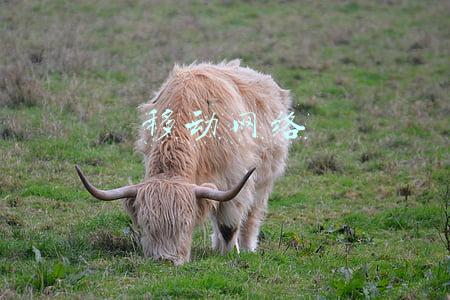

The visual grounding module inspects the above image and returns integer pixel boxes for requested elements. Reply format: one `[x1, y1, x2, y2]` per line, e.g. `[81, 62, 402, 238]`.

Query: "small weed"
[360, 151, 378, 163]
[436, 186, 450, 254]
[340, 57, 356, 65]
[28, 48, 44, 65]
[397, 184, 413, 204]
[325, 224, 372, 245]
[29, 246, 65, 292]
[7, 196, 21, 208]
[331, 266, 376, 298]
[279, 230, 314, 255]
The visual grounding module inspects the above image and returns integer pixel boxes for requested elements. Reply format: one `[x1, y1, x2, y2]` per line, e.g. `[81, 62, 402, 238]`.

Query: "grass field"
[1, 0, 449, 298]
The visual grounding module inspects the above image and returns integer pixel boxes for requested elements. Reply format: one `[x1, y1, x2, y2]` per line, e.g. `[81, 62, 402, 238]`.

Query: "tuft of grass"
[0, 63, 44, 108]
[360, 150, 379, 163]
[307, 153, 342, 175]
[29, 246, 66, 292]
[1, 126, 26, 141]
[0, 212, 22, 227]
[88, 229, 135, 254]
[97, 131, 125, 145]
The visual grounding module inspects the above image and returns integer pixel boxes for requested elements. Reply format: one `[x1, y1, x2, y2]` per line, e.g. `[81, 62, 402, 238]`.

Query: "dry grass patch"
[0, 62, 44, 108]
[307, 153, 342, 175]
[89, 229, 135, 253]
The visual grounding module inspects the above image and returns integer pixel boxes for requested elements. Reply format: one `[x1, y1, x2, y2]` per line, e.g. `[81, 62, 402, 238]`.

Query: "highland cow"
[76, 59, 292, 265]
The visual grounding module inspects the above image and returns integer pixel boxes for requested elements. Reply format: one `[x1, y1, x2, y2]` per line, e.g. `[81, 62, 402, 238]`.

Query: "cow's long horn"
[194, 168, 256, 202]
[75, 165, 138, 201]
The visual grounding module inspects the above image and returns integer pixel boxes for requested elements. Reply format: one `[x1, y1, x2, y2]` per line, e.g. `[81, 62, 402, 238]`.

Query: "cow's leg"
[123, 197, 138, 226]
[211, 201, 245, 255]
[239, 182, 272, 251]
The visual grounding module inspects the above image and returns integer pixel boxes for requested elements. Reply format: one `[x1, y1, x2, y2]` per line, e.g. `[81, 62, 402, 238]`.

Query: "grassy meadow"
[1, 0, 449, 298]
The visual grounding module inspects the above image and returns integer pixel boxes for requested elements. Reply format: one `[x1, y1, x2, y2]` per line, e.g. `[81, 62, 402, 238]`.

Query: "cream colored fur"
[124, 60, 291, 264]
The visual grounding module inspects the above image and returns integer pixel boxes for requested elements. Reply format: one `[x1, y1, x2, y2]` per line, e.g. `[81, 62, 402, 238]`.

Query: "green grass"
[1, 0, 449, 298]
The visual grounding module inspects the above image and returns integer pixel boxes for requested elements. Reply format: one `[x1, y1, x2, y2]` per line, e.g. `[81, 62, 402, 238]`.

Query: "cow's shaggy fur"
[125, 59, 291, 264]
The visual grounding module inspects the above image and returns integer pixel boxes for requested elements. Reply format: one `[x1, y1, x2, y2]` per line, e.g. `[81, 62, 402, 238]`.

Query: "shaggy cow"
[76, 59, 292, 265]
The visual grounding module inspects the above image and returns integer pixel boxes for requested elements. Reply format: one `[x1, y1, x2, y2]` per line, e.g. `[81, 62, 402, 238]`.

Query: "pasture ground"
[1, 0, 449, 298]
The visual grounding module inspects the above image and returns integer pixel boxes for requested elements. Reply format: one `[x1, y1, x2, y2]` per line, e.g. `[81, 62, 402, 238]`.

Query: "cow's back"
[188, 61, 291, 191]
[137, 61, 291, 191]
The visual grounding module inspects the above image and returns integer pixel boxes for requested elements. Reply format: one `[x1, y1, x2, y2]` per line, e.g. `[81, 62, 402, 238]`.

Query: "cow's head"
[75, 166, 255, 265]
